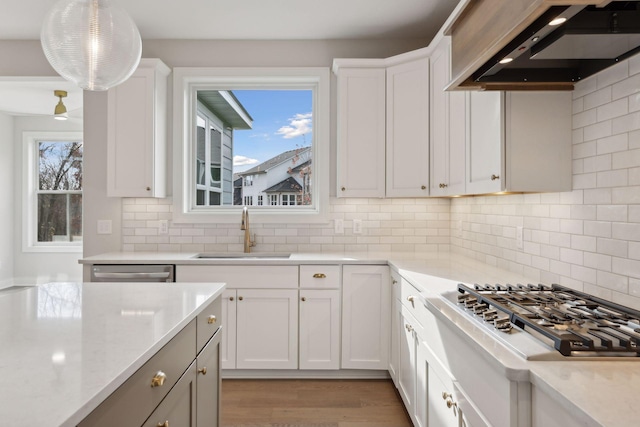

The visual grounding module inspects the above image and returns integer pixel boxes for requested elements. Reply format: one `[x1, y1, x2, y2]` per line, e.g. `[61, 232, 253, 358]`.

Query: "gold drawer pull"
[407, 296, 415, 304]
[207, 315, 217, 324]
[198, 367, 207, 375]
[313, 273, 326, 279]
[157, 421, 169, 427]
[301, 297, 307, 302]
[151, 371, 166, 387]
[229, 296, 234, 301]
[491, 174, 500, 181]
[239, 296, 244, 301]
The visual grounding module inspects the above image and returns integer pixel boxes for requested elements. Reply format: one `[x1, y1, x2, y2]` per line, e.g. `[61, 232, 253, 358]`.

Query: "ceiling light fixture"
[499, 57, 514, 64]
[548, 17, 567, 26]
[53, 90, 68, 121]
[40, 0, 142, 91]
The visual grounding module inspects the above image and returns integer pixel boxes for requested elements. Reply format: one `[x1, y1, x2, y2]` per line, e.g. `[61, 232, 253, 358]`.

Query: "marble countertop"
[78, 250, 640, 426]
[0, 281, 225, 427]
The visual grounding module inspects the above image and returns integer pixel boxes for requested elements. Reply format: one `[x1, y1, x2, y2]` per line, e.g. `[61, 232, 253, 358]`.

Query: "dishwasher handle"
[93, 272, 171, 280]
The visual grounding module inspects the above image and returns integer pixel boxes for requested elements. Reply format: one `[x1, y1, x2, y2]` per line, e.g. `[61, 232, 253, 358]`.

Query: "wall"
[12, 116, 83, 282]
[0, 112, 14, 284]
[451, 54, 640, 310]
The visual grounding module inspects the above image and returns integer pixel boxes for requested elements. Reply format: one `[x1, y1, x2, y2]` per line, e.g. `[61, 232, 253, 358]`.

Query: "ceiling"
[0, 0, 456, 117]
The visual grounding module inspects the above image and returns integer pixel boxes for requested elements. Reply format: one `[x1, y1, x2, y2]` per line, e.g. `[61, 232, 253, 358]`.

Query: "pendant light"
[53, 90, 68, 120]
[40, 0, 142, 91]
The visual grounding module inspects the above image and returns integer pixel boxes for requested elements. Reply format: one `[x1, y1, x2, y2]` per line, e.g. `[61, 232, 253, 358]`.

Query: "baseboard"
[221, 369, 391, 380]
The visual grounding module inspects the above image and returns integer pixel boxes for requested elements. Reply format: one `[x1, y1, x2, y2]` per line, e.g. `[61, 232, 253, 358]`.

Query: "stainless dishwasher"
[90, 264, 175, 282]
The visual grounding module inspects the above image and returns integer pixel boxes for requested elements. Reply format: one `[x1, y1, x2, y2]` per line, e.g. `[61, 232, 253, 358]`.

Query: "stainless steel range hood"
[447, 1, 640, 90]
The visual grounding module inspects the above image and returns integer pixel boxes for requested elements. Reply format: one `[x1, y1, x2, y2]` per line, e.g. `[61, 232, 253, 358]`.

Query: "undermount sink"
[193, 253, 291, 260]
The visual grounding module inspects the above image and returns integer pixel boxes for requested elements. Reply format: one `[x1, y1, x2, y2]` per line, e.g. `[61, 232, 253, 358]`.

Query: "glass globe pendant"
[40, 0, 142, 91]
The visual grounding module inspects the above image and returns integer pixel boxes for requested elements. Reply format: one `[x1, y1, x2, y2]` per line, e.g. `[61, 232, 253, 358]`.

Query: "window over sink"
[173, 67, 330, 223]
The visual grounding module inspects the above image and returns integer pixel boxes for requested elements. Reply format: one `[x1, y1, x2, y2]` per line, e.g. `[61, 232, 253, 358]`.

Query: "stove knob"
[464, 297, 478, 308]
[494, 318, 512, 332]
[457, 294, 470, 304]
[482, 310, 497, 321]
[472, 303, 489, 314]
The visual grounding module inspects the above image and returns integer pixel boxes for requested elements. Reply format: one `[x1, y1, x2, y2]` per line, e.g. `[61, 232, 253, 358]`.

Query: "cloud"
[276, 112, 312, 139]
[233, 155, 259, 167]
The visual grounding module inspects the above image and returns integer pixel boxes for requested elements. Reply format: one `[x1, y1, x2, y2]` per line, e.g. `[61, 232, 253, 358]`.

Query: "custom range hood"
[447, 1, 640, 90]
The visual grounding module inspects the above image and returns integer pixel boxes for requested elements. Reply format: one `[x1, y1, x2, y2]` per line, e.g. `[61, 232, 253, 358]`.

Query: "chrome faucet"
[241, 206, 255, 253]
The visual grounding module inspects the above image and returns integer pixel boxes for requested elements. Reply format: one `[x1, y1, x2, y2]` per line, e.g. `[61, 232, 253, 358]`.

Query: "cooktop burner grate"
[457, 283, 640, 357]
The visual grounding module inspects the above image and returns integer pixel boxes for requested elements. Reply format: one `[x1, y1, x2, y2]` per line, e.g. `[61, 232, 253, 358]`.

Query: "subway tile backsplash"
[122, 53, 640, 309]
[451, 55, 640, 309]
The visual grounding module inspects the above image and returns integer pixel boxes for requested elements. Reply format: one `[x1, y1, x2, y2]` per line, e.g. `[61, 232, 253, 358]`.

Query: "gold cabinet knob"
[151, 371, 167, 387]
[207, 315, 217, 324]
[198, 367, 207, 375]
[312, 273, 326, 278]
[421, 185, 426, 190]
[229, 296, 234, 301]
[491, 174, 500, 181]
[301, 297, 307, 302]
[146, 186, 151, 191]
[157, 421, 169, 427]
[341, 186, 346, 191]
[405, 324, 413, 332]
[407, 296, 415, 304]
[439, 183, 448, 188]
[392, 279, 398, 284]
[238, 296, 243, 301]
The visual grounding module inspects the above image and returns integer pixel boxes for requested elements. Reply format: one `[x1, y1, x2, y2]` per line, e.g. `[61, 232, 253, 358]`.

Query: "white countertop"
[0, 281, 225, 427]
[79, 250, 640, 426]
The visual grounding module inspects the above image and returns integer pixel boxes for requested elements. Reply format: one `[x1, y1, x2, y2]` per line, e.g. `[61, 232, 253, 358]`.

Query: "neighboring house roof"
[264, 176, 303, 193]
[290, 159, 311, 174]
[239, 146, 311, 176]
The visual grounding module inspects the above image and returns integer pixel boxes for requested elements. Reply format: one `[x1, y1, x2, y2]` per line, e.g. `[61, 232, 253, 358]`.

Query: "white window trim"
[22, 131, 83, 253]
[172, 67, 330, 224]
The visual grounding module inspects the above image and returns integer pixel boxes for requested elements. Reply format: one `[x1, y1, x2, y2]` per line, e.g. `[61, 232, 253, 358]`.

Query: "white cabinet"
[466, 90, 572, 194]
[430, 36, 466, 196]
[389, 271, 401, 385]
[399, 306, 423, 427]
[335, 66, 386, 198]
[107, 58, 170, 197]
[299, 289, 340, 370]
[341, 265, 390, 369]
[220, 289, 237, 369]
[235, 288, 299, 370]
[386, 57, 430, 197]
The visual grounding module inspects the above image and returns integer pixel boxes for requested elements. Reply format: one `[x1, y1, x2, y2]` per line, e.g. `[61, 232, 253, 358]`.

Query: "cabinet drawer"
[176, 265, 299, 288]
[197, 296, 222, 354]
[400, 278, 428, 326]
[78, 320, 197, 427]
[300, 265, 341, 288]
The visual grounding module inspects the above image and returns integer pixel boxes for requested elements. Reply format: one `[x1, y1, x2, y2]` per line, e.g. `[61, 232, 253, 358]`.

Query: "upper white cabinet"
[466, 90, 572, 194]
[335, 65, 386, 198]
[429, 36, 466, 196]
[386, 57, 430, 197]
[107, 58, 170, 197]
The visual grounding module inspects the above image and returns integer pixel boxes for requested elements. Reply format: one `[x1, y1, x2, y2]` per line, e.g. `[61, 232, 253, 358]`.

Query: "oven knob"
[494, 318, 512, 332]
[464, 297, 478, 308]
[457, 294, 470, 304]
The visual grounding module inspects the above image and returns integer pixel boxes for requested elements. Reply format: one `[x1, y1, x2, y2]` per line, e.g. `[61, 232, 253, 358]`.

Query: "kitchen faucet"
[240, 206, 255, 253]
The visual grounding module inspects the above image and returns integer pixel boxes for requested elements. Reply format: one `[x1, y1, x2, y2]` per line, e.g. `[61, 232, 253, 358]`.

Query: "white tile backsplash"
[452, 55, 640, 304]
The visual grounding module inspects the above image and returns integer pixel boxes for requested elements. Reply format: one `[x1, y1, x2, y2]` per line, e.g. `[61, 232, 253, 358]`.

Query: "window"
[173, 67, 329, 224]
[282, 194, 298, 206]
[243, 196, 253, 206]
[23, 132, 83, 252]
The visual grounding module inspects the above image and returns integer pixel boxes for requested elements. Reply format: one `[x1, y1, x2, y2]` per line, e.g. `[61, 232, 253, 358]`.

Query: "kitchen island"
[0, 281, 225, 427]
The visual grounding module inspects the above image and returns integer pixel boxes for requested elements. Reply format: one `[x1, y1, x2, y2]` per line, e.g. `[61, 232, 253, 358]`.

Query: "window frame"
[172, 67, 330, 224]
[22, 131, 83, 253]
[196, 101, 225, 206]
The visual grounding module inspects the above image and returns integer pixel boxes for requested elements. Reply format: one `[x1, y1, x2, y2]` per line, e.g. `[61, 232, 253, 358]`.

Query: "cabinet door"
[197, 328, 222, 427]
[142, 361, 197, 427]
[388, 272, 401, 385]
[341, 265, 390, 369]
[386, 58, 430, 197]
[221, 289, 237, 370]
[236, 289, 298, 369]
[336, 67, 386, 198]
[430, 36, 466, 197]
[398, 310, 417, 420]
[466, 90, 504, 194]
[299, 289, 340, 370]
[107, 58, 169, 197]
[426, 356, 459, 427]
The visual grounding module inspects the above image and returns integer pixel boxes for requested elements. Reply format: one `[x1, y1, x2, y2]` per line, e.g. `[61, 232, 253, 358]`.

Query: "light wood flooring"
[221, 379, 412, 427]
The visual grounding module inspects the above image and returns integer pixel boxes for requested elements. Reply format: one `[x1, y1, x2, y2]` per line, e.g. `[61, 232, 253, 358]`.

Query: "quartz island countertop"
[0, 281, 225, 427]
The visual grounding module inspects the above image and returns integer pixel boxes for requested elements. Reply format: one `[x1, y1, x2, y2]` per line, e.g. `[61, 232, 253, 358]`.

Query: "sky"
[231, 90, 312, 173]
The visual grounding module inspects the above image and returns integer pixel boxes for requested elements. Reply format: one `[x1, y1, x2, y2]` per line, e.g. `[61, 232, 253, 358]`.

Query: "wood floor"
[220, 379, 412, 427]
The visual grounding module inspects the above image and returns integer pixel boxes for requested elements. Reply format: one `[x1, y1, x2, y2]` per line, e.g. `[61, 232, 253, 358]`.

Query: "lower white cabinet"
[299, 289, 341, 370]
[221, 289, 237, 369]
[235, 289, 298, 369]
[388, 271, 402, 385]
[341, 265, 390, 370]
[399, 307, 424, 427]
